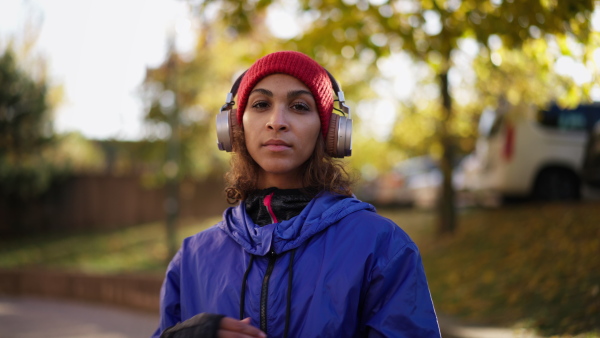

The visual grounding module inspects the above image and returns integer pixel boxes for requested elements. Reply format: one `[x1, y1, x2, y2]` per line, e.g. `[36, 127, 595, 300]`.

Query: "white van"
[462, 102, 600, 202]
[582, 120, 600, 187]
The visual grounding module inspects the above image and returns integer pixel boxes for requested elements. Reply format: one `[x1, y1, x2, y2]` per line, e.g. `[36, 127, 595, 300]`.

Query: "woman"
[153, 51, 440, 338]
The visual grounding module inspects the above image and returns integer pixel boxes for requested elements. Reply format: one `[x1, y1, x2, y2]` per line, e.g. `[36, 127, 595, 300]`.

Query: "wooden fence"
[0, 174, 230, 235]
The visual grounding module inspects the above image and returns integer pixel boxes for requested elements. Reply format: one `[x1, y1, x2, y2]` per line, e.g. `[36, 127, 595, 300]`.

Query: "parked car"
[360, 156, 435, 207]
[582, 120, 600, 187]
[462, 102, 600, 202]
[361, 155, 464, 208]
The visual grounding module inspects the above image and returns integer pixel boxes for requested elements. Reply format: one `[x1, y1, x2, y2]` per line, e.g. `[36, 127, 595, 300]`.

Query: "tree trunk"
[165, 177, 179, 262]
[437, 71, 456, 235]
[164, 46, 180, 262]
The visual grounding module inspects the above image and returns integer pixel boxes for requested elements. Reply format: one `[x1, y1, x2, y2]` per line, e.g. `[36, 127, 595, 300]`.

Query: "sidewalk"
[0, 296, 158, 338]
[438, 314, 541, 338]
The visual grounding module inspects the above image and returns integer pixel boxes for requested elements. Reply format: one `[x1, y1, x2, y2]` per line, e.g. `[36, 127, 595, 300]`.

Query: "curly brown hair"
[224, 125, 354, 203]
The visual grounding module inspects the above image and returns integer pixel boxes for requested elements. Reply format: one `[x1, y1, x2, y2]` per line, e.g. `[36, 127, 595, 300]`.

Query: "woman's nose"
[266, 105, 289, 131]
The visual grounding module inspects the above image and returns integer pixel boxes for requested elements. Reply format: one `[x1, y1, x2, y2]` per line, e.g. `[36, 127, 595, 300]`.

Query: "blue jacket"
[153, 193, 440, 337]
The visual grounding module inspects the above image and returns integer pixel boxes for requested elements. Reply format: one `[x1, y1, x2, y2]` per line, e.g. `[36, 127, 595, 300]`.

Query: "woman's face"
[243, 74, 321, 189]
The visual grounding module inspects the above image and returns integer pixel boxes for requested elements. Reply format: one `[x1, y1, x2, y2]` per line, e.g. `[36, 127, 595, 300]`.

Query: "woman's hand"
[218, 317, 266, 338]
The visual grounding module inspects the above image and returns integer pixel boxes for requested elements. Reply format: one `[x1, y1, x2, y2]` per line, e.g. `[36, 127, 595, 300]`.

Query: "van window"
[558, 111, 586, 130]
[538, 104, 600, 131]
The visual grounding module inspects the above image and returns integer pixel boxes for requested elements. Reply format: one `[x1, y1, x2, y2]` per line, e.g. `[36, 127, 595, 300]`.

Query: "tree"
[0, 46, 54, 198]
[197, 0, 598, 235]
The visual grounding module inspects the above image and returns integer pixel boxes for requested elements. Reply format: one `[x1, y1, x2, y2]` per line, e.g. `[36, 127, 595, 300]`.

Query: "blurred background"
[1, 0, 599, 337]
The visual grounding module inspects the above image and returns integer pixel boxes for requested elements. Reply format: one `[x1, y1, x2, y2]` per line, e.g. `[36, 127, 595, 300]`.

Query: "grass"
[0, 216, 221, 274]
[382, 201, 600, 337]
[1, 201, 599, 336]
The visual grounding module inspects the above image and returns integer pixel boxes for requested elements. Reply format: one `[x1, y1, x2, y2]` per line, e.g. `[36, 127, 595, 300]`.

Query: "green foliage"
[0, 132, 107, 199]
[0, 154, 57, 199]
[0, 48, 50, 158]
[291, 0, 594, 59]
[52, 132, 106, 172]
[473, 37, 596, 111]
[0, 47, 56, 198]
[192, 0, 274, 35]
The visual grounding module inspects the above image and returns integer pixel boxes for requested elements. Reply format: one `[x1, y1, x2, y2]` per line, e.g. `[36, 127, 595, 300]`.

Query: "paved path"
[438, 315, 540, 338]
[0, 297, 158, 338]
[0, 296, 541, 338]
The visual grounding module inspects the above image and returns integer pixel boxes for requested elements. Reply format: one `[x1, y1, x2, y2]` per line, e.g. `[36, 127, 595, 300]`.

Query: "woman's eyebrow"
[288, 90, 313, 100]
[249, 88, 272, 97]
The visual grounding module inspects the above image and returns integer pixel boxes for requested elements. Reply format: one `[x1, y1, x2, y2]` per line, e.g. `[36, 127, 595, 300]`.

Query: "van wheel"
[533, 169, 581, 201]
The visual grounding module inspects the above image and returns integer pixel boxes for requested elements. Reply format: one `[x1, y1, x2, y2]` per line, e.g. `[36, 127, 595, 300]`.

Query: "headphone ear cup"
[216, 108, 238, 152]
[340, 114, 352, 157]
[326, 113, 352, 158]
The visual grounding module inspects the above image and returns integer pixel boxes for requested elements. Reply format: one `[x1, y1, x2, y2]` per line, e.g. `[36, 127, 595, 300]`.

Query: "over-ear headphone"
[216, 70, 352, 158]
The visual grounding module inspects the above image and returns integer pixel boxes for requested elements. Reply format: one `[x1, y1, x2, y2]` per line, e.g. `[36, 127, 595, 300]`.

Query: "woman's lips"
[265, 145, 290, 151]
[263, 140, 291, 152]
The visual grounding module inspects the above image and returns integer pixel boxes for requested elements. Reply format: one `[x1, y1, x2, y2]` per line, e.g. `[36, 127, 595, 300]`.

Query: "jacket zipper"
[260, 250, 277, 334]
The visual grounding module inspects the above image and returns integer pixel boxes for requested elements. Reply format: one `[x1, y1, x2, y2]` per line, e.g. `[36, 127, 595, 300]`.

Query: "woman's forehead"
[252, 73, 311, 91]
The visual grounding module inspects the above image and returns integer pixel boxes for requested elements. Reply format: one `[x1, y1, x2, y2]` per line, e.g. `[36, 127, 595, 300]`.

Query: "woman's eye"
[291, 102, 310, 111]
[251, 101, 269, 109]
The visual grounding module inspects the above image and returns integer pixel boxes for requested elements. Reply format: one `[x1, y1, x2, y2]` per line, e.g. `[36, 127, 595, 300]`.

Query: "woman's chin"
[257, 161, 299, 176]
[257, 168, 302, 188]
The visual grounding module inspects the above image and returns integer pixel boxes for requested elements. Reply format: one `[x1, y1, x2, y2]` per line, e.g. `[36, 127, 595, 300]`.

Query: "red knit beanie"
[236, 51, 334, 139]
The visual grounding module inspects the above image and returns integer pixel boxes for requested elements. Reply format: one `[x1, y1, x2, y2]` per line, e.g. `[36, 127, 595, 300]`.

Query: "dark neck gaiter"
[245, 187, 315, 226]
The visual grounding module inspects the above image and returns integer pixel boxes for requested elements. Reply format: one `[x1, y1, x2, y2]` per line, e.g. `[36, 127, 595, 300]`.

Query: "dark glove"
[160, 313, 225, 338]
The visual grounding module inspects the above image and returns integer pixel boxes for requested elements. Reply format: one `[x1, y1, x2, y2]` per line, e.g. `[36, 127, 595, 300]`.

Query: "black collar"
[245, 188, 316, 226]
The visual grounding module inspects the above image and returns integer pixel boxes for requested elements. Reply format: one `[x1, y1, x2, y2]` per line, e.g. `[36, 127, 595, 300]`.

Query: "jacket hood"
[218, 192, 375, 256]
